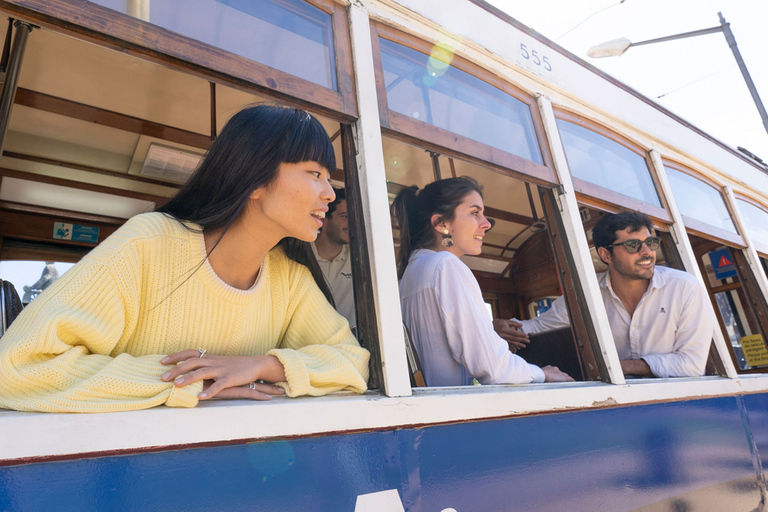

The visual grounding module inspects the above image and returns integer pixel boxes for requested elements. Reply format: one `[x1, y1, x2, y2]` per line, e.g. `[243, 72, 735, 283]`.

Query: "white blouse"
[399, 249, 545, 386]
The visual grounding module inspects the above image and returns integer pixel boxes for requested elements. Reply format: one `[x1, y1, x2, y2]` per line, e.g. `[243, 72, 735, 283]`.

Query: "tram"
[2, 0, 768, 510]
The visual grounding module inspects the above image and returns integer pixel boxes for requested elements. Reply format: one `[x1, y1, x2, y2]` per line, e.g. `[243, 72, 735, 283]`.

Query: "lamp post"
[588, 12, 768, 138]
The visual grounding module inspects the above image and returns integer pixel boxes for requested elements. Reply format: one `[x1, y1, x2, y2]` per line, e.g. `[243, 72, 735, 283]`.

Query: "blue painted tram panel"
[1, 395, 765, 511]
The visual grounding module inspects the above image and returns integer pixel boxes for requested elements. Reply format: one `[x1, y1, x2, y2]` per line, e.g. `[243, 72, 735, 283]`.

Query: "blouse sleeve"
[435, 256, 545, 384]
[267, 263, 369, 397]
[0, 253, 201, 413]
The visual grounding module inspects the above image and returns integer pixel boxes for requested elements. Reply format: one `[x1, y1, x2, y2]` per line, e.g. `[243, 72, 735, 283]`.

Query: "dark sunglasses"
[606, 236, 661, 254]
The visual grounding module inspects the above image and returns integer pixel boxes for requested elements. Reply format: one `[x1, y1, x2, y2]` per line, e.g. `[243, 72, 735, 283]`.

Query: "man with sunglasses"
[495, 211, 712, 378]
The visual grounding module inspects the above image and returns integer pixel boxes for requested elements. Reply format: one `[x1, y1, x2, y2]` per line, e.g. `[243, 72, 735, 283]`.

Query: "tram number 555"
[520, 43, 552, 71]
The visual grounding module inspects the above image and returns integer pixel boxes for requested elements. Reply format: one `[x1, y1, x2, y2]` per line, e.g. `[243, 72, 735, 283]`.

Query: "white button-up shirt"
[519, 266, 713, 378]
[401, 249, 545, 386]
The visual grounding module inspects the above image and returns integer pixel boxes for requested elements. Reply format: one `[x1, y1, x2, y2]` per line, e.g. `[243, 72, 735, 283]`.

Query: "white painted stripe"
[3, 375, 768, 462]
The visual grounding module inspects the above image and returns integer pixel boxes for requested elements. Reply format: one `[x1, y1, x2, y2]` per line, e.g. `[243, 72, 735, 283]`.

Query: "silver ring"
[249, 382, 257, 390]
[198, 348, 207, 358]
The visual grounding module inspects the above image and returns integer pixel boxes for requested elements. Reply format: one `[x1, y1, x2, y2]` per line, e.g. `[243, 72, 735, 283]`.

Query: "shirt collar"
[312, 241, 349, 264]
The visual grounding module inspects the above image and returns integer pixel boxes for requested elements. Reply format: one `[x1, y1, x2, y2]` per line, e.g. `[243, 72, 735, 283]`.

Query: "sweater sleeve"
[435, 256, 545, 384]
[267, 262, 369, 397]
[0, 251, 201, 413]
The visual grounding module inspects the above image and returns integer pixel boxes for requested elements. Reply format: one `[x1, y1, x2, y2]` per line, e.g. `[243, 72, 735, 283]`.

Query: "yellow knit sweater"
[0, 213, 369, 413]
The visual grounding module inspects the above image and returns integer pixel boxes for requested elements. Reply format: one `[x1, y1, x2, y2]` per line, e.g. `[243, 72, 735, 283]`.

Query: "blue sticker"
[709, 247, 737, 280]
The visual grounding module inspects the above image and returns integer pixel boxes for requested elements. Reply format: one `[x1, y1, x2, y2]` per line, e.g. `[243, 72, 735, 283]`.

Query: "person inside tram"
[494, 211, 712, 378]
[0, 105, 370, 413]
[392, 176, 573, 386]
[311, 187, 356, 333]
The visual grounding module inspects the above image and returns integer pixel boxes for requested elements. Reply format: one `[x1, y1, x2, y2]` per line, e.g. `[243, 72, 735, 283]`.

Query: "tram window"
[377, 38, 542, 164]
[90, 0, 339, 90]
[386, 135, 598, 385]
[736, 198, 768, 255]
[690, 236, 768, 373]
[555, 115, 661, 209]
[664, 166, 737, 234]
[0, 260, 74, 304]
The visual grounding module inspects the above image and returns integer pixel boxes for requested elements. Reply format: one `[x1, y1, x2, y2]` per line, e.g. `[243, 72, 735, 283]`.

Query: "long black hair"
[391, 176, 483, 279]
[157, 104, 336, 304]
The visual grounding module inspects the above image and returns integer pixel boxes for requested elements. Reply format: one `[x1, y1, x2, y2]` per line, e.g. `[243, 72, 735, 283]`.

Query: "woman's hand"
[161, 350, 287, 401]
[541, 365, 574, 382]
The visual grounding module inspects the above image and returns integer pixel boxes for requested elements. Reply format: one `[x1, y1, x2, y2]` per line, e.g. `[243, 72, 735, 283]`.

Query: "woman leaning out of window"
[0, 105, 369, 413]
[393, 177, 572, 387]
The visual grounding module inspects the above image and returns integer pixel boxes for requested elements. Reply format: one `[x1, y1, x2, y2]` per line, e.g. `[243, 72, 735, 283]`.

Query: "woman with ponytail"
[0, 105, 369, 412]
[393, 177, 572, 386]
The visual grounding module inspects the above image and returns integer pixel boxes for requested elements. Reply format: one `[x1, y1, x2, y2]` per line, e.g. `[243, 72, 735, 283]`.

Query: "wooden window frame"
[370, 21, 556, 186]
[0, 0, 357, 120]
[691, 235, 768, 375]
[662, 159, 745, 248]
[554, 109, 670, 222]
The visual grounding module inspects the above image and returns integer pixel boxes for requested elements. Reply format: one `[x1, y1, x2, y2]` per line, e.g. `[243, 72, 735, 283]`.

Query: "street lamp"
[587, 12, 768, 138]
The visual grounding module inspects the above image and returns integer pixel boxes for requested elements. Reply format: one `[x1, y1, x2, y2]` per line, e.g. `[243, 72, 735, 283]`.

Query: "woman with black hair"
[393, 177, 572, 387]
[0, 105, 369, 412]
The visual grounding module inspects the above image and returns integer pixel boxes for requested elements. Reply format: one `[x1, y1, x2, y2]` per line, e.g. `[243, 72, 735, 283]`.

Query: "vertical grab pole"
[0, 21, 35, 159]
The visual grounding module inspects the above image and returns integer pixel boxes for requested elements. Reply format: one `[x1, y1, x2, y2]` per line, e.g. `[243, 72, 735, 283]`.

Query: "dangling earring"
[441, 229, 453, 247]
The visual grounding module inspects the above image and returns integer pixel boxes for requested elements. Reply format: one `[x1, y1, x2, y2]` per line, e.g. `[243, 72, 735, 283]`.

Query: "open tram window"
[0, 16, 382, 394]
[384, 135, 600, 385]
[662, 162, 768, 374]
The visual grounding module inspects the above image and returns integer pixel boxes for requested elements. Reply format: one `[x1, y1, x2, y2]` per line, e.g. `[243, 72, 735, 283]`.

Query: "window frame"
[370, 21, 556, 186]
[0, 0, 358, 119]
[553, 109, 670, 223]
[734, 193, 768, 257]
[663, 159, 745, 248]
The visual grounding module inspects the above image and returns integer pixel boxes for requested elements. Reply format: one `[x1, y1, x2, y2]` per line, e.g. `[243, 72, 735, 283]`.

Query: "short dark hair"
[592, 211, 654, 254]
[327, 187, 346, 218]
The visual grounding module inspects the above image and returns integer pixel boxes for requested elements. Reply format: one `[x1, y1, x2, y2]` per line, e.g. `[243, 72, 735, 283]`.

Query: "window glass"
[556, 119, 660, 207]
[665, 167, 737, 233]
[379, 38, 543, 164]
[90, 0, 337, 90]
[0, 261, 75, 303]
[737, 199, 768, 252]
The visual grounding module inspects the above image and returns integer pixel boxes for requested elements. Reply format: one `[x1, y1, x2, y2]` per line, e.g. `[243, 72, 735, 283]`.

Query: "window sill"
[2, 374, 767, 463]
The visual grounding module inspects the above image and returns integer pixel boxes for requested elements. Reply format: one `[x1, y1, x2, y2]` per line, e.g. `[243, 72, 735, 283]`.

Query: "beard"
[611, 254, 655, 281]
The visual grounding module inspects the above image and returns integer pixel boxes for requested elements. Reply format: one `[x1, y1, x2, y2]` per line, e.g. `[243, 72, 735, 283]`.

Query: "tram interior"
[0, 15, 747, 386]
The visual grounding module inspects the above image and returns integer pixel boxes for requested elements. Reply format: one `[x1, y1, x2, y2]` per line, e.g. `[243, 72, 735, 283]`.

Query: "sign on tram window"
[665, 166, 738, 234]
[555, 118, 661, 208]
[741, 334, 768, 367]
[378, 38, 544, 165]
[709, 248, 738, 280]
[91, 0, 338, 90]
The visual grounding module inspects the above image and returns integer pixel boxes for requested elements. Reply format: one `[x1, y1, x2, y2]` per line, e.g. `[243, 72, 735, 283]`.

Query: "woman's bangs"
[283, 116, 337, 171]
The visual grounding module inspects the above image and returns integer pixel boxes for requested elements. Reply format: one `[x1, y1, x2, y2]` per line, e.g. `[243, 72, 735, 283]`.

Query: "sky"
[488, 0, 768, 160]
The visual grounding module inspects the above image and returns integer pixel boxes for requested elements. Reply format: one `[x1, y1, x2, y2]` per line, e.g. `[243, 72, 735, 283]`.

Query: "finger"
[161, 349, 204, 365]
[161, 357, 215, 382]
[201, 382, 282, 401]
[172, 366, 222, 387]
[207, 386, 274, 401]
[509, 320, 524, 329]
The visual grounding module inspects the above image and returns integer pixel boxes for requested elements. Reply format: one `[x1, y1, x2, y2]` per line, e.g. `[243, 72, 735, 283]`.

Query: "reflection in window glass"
[91, 0, 337, 90]
[0, 261, 75, 303]
[556, 119, 660, 207]
[737, 199, 768, 252]
[379, 38, 543, 164]
[665, 167, 737, 233]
